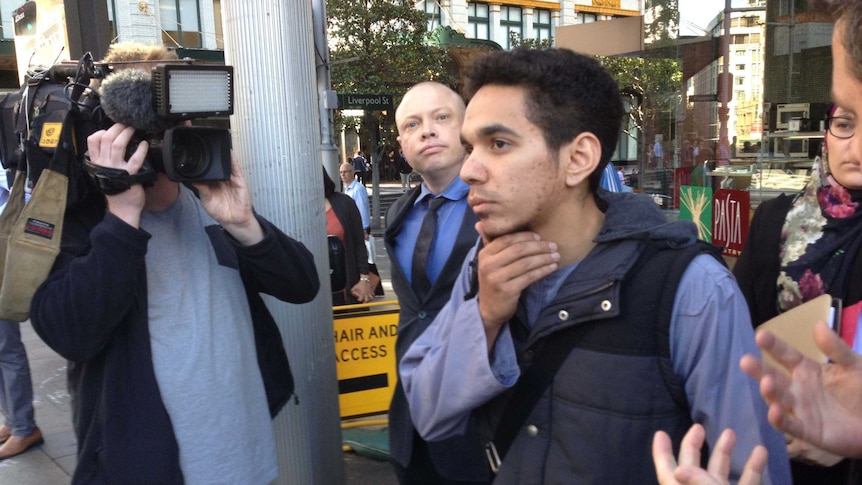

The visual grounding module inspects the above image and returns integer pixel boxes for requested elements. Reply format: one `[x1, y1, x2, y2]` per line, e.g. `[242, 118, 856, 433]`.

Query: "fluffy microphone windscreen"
[99, 69, 167, 133]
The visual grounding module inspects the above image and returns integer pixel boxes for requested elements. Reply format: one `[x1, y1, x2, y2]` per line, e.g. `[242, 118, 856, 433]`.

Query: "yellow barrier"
[333, 299, 400, 419]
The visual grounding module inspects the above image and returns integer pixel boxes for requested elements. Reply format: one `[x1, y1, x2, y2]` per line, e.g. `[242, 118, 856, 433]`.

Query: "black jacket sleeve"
[31, 209, 151, 362]
[234, 215, 320, 304]
[329, 193, 370, 293]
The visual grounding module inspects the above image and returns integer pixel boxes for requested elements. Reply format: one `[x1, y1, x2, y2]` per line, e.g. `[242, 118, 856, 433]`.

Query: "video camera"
[95, 62, 235, 184]
[0, 52, 235, 196]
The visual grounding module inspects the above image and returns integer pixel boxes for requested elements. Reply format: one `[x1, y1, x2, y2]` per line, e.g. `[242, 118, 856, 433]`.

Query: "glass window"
[107, 0, 117, 41]
[533, 8, 552, 42]
[160, 0, 202, 47]
[420, 0, 442, 31]
[1, 1, 118, 43]
[468, 2, 490, 40]
[501, 6, 523, 49]
[578, 13, 598, 24]
[1, 0, 12, 38]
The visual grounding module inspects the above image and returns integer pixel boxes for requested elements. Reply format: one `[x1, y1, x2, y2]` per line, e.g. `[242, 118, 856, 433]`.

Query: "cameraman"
[29, 43, 319, 484]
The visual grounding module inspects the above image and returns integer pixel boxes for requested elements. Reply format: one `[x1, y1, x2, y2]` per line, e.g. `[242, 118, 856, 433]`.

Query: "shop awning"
[555, 17, 721, 81]
[555, 15, 644, 57]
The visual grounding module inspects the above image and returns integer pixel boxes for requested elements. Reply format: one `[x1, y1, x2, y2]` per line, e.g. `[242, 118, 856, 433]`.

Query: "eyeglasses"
[826, 116, 856, 139]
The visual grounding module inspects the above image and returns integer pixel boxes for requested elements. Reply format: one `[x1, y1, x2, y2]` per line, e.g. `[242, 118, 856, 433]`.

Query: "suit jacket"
[384, 185, 489, 481]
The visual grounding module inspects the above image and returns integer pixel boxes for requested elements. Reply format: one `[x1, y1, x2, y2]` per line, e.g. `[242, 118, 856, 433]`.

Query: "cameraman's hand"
[87, 124, 148, 227]
[195, 152, 264, 246]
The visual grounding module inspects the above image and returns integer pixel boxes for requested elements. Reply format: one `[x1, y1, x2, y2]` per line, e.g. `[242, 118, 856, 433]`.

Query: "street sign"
[689, 94, 718, 102]
[337, 93, 393, 110]
[333, 305, 399, 418]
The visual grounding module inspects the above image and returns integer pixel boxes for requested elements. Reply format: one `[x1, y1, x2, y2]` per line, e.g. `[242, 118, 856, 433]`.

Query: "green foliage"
[326, 0, 455, 136]
[599, 56, 682, 144]
[644, 0, 680, 48]
[508, 32, 554, 50]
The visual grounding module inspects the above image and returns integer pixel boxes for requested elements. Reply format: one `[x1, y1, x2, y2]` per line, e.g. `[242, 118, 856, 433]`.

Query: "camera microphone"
[96, 66, 233, 183]
[99, 69, 170, 133]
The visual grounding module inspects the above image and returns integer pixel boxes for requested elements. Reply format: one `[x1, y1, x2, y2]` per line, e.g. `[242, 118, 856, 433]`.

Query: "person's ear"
[563, 132, 601, 188]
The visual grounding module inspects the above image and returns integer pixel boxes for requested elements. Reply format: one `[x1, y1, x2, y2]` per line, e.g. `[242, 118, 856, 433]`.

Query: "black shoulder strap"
[654, 240, 725, 410]
[486, 239, 724, 473]
[486, 318, 591, 471]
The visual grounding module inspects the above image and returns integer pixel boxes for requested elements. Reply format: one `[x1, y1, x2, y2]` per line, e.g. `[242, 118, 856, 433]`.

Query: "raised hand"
[194, 152, 263, 246]
[653, 424, 767, 485]
[473, 228, 559, 350]
[740, 322, 862, 458]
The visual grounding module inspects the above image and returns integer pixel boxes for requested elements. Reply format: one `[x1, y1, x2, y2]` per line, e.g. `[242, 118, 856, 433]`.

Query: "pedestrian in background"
[0, 169, 42, 460]
[323, 168, 373, 306]
[340, 162, 371, 236]
[395, 148, 413, 192]
[352, 149, 368, 186]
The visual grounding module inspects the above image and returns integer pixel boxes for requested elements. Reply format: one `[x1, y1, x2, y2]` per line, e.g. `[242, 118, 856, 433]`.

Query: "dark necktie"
[411, 196, 446, 295]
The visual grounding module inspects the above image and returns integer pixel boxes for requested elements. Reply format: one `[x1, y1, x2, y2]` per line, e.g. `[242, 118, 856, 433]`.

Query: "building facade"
[686, 2, 766, 151]
[0, 0, 841, 206]
[417, 0, 642, 49]
[0, 0, 224, 88]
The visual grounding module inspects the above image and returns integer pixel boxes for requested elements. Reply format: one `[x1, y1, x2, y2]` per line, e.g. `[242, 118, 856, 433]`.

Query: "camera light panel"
[152, 65, 234, 119]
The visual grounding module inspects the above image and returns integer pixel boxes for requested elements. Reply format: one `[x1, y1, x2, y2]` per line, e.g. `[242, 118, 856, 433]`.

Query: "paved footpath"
[1, 319, 399, 485]
[0, 320, 78, 484]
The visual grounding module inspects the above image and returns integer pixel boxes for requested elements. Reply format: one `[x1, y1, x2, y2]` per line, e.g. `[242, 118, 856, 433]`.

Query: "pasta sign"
[333, 306, 400, 418]
[712, 189, 750, 257]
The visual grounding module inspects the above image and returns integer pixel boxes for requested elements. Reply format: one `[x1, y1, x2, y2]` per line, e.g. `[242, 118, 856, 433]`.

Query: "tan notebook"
[758, 294, 835, 373]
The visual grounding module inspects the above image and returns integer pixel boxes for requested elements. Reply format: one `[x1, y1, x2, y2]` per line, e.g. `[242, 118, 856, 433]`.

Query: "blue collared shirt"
[394, 177, 470, 288]
[600, 162, 623, 192]
[344, 179, 370, 230]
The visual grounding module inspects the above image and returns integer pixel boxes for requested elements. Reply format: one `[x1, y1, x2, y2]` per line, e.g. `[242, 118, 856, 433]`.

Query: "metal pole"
[312, 0, 342, 183]
[371, 120, 380, 231]
[219, 2, 343, 484]
[64, 0, 112, 59]
[786, 0, 795, 100]
[718, 0, 732, 163]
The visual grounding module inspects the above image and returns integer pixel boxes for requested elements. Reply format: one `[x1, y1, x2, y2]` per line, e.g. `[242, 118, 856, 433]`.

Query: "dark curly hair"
[464, 48, 623, 192]
[323, 166, 336, 198]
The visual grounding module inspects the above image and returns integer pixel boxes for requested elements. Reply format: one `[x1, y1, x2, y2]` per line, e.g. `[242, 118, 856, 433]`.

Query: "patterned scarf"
[777, 158, 862, 312]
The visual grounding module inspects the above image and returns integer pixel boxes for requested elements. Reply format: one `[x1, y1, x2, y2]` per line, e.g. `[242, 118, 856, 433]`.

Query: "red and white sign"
[712, 189, 750, 257]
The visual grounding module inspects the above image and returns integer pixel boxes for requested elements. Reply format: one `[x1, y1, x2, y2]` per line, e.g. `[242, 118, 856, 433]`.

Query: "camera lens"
[171, 131, 209, 179]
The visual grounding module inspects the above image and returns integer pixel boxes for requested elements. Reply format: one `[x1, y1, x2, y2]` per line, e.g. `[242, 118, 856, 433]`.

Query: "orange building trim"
[488, 1, 561, 11]
[574, 5, 639, 17]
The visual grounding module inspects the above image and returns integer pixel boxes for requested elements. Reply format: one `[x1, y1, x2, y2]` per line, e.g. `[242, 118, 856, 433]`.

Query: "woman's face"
[826, 106, 862, 190]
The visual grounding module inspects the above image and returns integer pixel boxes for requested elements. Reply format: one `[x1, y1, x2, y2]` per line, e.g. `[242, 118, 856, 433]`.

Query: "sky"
[679, 0, 750, 37]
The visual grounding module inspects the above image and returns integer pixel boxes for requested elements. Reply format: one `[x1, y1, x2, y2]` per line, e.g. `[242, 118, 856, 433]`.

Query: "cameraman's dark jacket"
[30, 195, 319, 485]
